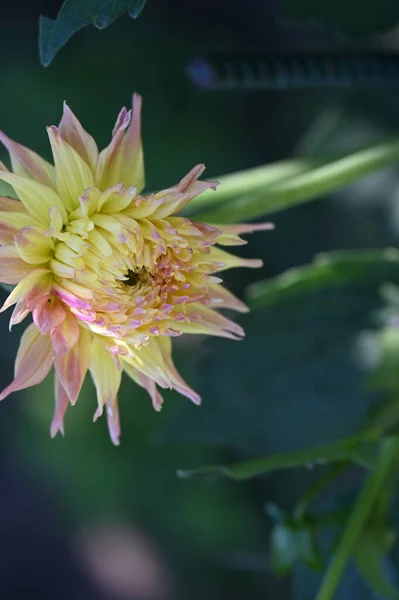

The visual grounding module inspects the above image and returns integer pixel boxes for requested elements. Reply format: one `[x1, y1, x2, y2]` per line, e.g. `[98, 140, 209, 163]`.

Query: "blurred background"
[1, 1, 399, 598]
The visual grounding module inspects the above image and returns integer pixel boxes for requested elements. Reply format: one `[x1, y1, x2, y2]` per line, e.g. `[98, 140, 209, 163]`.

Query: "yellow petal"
[59, 102, 99, 174]
[47, 126, 94, 211]
[96, 94, 145, 192]
[0, 171, 67, 227]
[0, 130, 57, 189]
[89, 337, 122, 415]
[15, 226, 54, 264]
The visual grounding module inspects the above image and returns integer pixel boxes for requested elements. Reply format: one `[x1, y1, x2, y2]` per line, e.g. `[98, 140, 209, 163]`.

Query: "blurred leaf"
[39, 0, 148, 66]
[177, 438, 375, 481]
[247, 249, 399, 311]
[271, 522, 324, 575]
[354, 528, 399, 599]
[186, 158, 331, 214]
[280, 0, 399, 37]
[315, 438, 399, 600]
[191, 138, 399, 223]
[368, 328, 399, 394]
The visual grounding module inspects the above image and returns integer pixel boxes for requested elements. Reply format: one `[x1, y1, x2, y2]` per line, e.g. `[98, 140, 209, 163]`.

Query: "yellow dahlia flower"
[0, 94, 271, 444]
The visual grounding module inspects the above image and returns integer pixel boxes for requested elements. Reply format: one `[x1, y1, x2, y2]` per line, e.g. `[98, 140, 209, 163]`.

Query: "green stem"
[315, 437, 399, 600]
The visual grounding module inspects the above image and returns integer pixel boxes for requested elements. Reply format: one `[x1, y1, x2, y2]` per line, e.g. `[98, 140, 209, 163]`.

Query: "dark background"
[0, 1, 399, 599]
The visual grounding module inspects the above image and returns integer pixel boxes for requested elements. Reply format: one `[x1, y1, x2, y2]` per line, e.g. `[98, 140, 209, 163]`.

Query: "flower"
[0, 94, 272, 444]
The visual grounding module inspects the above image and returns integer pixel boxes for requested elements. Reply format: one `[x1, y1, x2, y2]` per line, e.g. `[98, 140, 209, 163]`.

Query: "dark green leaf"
[280, 0, 399, 37]
[177, 439, 375, 481]
[39, 0, 148, 67]
[246, 249, 399, 311]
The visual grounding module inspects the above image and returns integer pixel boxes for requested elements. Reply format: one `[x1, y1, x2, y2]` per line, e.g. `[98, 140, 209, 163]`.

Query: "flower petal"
[47, 126, 94, 211]
[0, 245, 33, 284]
[215, 222, 275, 246]
[0, 269, 52, 313]
[15, 225, 54, 264]
[0, 130, 57, 189]
[106, 399, 121, 446]
[33, 295, 67, 334]
[96, 94, 144, 192]
[0, 172, 67, 227]
[122, 360, 164, 411]
[50, 374, 70, 438]
[58, 102, 99, 174]
[0, 210, 39, 244]
[152, 165, 218, 219]
[0, 196, 26, 213]
[51, 310, 80, 355]
[0, 323, 53, 400]
[54, 325, 91, 404]
[89, 337, 122, 416]
[156, 337, 201, 405]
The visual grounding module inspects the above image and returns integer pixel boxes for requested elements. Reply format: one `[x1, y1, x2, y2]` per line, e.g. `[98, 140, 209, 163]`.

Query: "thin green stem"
[315, 437, 399, 600]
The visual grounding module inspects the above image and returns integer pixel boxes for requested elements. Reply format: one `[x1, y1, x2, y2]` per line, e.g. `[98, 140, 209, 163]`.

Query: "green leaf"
[355, 528, 399, 599]
[39, 0, 148, 67]
[316, 437, 399, 600]
[177, 438, 375, 481]
[191, 138, 399, 223]
[280, 0, 399, 37]
[247, 249, 399, 311]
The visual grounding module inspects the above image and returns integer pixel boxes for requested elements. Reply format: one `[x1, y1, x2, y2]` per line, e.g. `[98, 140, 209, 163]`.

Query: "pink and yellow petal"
[0, 323, 53, 400]
[58, 102, 99, 174]
[33, 295, 67, 334]
[0, 245, 34, 284]
[0, 268, 52, 313]
[96, 94, 144, 192]
[54, 325, 92, 404]
[0, 210, 39, 244]
[0, 130, 57, 190]
[50, 375, 70, 438]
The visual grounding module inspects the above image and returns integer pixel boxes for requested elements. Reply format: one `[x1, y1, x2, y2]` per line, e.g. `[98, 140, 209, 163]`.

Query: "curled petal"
[54, 325, 92, 404]
[33, 295, 67, 334]
[59, 102, 99, 174]
[51, 311, 80, 355]
[50, 375, 70, 438]
[15, 226, 54, 264]
[0, 245, 33, 284]
[89, 337, 122, 416]
[0, 323, 53, 400]
[0, 130, 57, 189]
[152, 165, 218, 218]
[47, 126, 94, 211]
[0, 171, 67, 227]
[96, 93, 144, 192]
